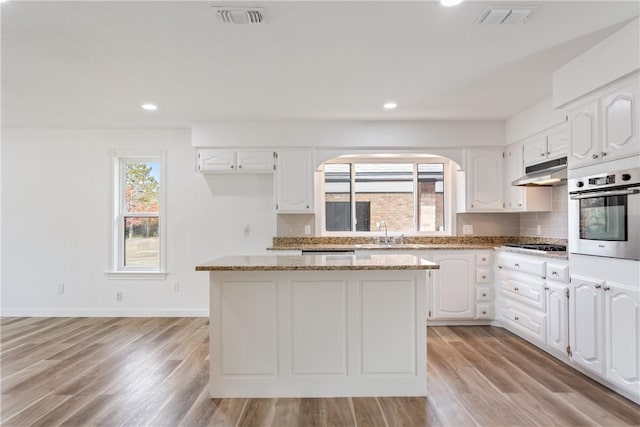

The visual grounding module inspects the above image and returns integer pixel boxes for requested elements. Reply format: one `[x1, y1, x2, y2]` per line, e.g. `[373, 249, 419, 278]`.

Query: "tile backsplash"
[278, 185, 569, 239]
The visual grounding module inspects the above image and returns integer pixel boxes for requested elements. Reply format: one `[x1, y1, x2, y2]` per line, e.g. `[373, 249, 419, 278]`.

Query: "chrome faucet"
[378, 221, 389, 244]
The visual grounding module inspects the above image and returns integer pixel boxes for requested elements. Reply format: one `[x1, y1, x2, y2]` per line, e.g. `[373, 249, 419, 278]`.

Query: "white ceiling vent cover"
[214, 7, 265, 25]
[476, 6, 536, 24]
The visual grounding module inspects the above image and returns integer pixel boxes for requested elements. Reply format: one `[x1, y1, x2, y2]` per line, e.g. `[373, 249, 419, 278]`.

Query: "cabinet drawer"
[500, 271, 545, 310]
[546, 263, 569, 283]
[499, 303, 546, 345]
[476, 268, 492, 284]
[497, 253, 546, 277]
[476, 304, 493, 319]
[476, 252, 492, 266]
[476, 286, 492, 302]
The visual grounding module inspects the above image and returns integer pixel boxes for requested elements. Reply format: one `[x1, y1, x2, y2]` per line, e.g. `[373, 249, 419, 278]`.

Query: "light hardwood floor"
[1, 317, 638, 426]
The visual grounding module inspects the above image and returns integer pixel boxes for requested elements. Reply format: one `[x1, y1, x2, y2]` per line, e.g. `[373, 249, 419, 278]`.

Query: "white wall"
[504, 97, 567, 145]
[553, 17, 640, 108]
[1, 129, 276, 316]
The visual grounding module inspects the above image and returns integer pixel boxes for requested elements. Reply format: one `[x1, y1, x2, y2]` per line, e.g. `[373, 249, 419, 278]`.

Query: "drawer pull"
[595, 284, 602, 289]
[514, 287, 519, 292]
[603, 285, 610, 291]
[482, 311, 487, 315]
[544, 286, 549, 291]
[482, 275, 487, 279]
[514, 316, 519, 321]
[482, 257, 486, 261]
[482, 293, 487, 297]
[514, 263, 520, 268]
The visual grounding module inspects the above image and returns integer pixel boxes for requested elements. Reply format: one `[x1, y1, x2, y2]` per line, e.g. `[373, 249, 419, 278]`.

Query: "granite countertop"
[494, 246, 569, 260]
[195, 254, 440, 271]
[268, 243, 495, 251]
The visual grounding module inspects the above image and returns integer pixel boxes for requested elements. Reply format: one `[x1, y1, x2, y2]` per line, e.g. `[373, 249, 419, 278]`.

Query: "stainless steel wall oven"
[568, 167, 640, 260]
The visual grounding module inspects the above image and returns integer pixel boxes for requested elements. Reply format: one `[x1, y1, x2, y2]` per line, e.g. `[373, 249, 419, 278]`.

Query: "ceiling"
[2, 1, 639, 128]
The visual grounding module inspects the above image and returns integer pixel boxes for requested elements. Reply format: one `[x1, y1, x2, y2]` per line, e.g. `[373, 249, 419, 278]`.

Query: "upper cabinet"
[568, 78, 639, 169]
[523, 126, 569, 167]
[197, 149, 275, 173]
[505, 141, 551, 212]
[464, 148, 504, 211]
[275, 150, 315, 213]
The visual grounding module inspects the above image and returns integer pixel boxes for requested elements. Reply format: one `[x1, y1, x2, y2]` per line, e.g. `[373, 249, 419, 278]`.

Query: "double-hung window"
[108, 150, 166, 279]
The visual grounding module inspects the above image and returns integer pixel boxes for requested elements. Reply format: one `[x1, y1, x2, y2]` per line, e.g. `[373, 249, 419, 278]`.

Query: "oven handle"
[570, 188, 640, 200]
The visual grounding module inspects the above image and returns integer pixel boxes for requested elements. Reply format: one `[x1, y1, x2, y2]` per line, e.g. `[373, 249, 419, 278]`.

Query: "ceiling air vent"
[476, 6, 536, 25]
[214, 7, 265, 25]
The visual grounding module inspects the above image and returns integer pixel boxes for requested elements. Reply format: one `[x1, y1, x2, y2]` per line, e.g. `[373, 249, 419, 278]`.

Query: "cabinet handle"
[238, 165, 242, 168]
[306, 205, 310, 209]
[482, 275, 487, 279]
[595, 284, 601, 289]
[471, 204, 474, 208]
[482, 311, 487, 315]
[544, 286, 549, 291]
[540, 153, 545, 157]
[230, 165, 234, 168]
[547, 152, 551, 155]
[514, 287, 519, 292]
[514, 263, 520, 268]
[601, 152, 607, 157]
[552, 271, 558, 276]
[517, 203, 522, 207]
[482, 293, 487, 297]
[592, 154, 599, 159]
[514, 316, 519, 321]
[603, 285, 610, 291]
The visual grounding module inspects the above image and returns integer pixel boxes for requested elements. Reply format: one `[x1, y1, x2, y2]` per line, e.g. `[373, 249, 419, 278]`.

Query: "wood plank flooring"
[1, 317, 638, 426]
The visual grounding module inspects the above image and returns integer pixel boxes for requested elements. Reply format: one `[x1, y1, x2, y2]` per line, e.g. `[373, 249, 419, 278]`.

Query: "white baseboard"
[0, 308, 209, 317]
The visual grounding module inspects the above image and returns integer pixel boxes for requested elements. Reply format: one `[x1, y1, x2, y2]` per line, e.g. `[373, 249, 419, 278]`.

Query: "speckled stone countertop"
[269, 236, 567, 252]
[195, 254, 439, 271]
[494, 246, 570, 260]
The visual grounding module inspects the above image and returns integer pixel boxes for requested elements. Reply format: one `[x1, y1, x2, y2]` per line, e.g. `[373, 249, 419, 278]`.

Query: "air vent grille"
[476, 6, 535, 25]
[214, 7, 265, 25]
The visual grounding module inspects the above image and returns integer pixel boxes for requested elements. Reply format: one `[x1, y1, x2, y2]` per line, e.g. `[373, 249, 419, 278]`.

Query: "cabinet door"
[547, 126, 569, 160]
[605, 282, 640, 397]
[237, 151, 274, 172]
[546, 281, 569, 355]
[431, 253, 475, 319]
[523, 137, 548, 166]
[506, 142, 525, 211]
[601, 80, 639, 162]
[466, 149, 504, 211]
[275, 150, 314, 213]
[197, 150, 237, 172]
[568, 101, 600, 169]
[569, 276, 605, 375]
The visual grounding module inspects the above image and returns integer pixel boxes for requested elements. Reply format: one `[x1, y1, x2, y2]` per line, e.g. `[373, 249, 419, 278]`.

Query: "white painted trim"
[105, 271, 168, 280]
[0, 308, 209, 317]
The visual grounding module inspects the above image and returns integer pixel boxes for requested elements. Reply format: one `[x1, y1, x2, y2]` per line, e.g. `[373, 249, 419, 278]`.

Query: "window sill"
[105, 271, 168, 280]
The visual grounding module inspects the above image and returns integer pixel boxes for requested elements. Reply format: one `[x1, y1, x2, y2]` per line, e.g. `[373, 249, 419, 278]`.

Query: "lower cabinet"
[569, 275, 605, 376]
[409, 250, 494, 321]
[545, 280, 569, 355]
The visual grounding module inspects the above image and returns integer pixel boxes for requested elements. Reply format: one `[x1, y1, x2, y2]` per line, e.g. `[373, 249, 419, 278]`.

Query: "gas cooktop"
[503, 243, 567, 252]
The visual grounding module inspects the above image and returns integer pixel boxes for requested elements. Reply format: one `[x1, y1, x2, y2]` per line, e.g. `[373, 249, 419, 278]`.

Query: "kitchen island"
[196, 254, 438, 398]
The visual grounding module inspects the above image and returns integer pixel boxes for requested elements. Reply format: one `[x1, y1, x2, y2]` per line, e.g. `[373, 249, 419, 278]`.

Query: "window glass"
[125, 162, 159, 213]
[355, 163, 414, 233]
[124, 217, 160, 267]
[325, 164, 351, 231]
[417, 163, 445, 232]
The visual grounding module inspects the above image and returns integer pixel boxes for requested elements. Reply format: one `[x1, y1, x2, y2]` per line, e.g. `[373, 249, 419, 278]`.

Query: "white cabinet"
[275, 150, 314, 213]
[465, 148, 504, 211]
[568, 79, 639, 169]
[569, 275, 605, 376]
[545, 280, 569, 355]
[505, 142, 551, 212]
[601, 79, 639, 162]
[605, 282, 640, 396]
[431, 252, 475, 319]
[523, 126, 569, 167]
[197, 149, 274, 173]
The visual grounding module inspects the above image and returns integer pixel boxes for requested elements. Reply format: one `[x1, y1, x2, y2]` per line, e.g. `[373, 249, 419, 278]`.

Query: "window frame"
[107, 149, 167, 280]
[320, 157, 452, 236]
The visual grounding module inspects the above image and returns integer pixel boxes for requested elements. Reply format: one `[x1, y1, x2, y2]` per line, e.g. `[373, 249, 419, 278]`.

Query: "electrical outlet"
[173, 282, 180, 292]
[304, 225, 311, 235]
[463, 224, 473, 235]
[57, 283, 65, 294]
[116, 291, 123, 302]
[536, 225, 542, 236]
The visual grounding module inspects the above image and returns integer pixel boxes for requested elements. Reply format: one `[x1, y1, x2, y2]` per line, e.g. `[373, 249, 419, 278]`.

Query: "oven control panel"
[569, 167, 640, 193]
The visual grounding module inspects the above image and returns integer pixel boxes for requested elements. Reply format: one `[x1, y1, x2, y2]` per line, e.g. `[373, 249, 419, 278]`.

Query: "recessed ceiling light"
[383, 102, 397, 110]
[141, 103, 158, 111]
[441, 0, 464, 6]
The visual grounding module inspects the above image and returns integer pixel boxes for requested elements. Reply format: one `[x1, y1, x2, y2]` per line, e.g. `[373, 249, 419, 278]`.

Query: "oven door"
[569, 187, 640, 260]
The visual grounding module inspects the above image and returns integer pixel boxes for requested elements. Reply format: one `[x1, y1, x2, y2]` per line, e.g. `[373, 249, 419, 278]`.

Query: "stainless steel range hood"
[512, 157, 567, 187]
